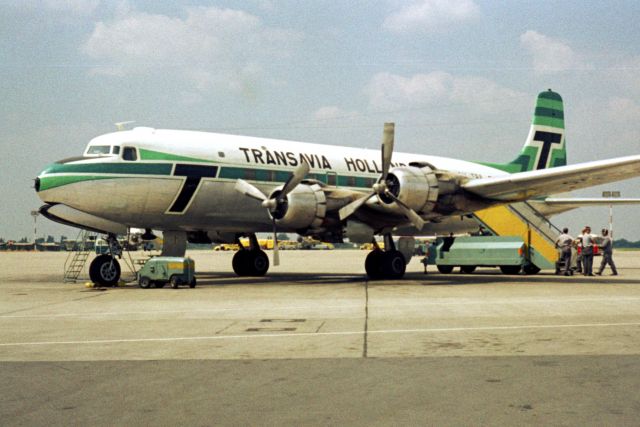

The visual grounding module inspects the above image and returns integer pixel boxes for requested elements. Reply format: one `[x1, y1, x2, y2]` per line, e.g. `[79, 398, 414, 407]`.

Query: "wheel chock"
[84, 282, 95, 288]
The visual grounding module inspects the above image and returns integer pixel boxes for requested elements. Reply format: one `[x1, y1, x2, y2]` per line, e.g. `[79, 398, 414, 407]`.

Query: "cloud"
[605, 97, 640, 123]
[383, 0, 480, 33]
[313, 106, 359, 121]
[81, 6, 302, 94]
[364, 71, 523, 111]
[520, 30, 587, 74]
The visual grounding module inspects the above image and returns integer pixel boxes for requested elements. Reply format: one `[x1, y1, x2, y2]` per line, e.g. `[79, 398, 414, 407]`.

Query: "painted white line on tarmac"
[2, 321, 640, 347]
[2, 296, 640, 319]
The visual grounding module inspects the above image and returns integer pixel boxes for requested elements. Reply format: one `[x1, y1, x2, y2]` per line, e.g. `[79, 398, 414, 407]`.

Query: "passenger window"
[112, 146, 120, 155]
[122, 147, 137, 161]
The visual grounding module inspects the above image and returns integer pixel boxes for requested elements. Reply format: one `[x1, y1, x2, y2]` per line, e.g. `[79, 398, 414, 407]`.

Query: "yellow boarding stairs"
[473, 201, 560, 271]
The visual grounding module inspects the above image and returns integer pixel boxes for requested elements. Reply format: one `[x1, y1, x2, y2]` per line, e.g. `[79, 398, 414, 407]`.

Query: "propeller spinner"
[338, 123, 425, 230]
[234, 161, 310, 266]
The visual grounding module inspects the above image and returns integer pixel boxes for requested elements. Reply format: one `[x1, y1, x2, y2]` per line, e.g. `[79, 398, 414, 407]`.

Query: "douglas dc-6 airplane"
[35, 90, 640, 285]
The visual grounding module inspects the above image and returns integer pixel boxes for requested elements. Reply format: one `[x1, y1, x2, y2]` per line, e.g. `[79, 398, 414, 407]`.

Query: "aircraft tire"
[500, 265, 521, 275]
[89, 255, 121, 287]
[460, 265, 476, 274]
[382, 250, 406, 279]
[247, 250, 269, 276]
[437, 265, 454, 274]
[232, 250, 250, 276]
[365, 250, 384, 280]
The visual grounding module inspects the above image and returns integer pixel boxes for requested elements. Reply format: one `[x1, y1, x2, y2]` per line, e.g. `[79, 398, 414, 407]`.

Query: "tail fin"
[486, 89, 566, 173]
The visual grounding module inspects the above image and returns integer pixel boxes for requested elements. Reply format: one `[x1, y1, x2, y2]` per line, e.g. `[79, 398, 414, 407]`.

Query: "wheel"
[365, 250, 384, 280]
[460, 265, 476, 274]
[382, 250, 406, 279]
[170, 275, 180, 289]
[246, 250, 269, 276]
[189, 277, 197, 288]
[523, 264, 541, 275]
[232, 250, 250, 276]
[139, 276, 151, 289]
[89, 255, 121, 287]
[437, 265, 454, 274]
[500, 265, 521, 275]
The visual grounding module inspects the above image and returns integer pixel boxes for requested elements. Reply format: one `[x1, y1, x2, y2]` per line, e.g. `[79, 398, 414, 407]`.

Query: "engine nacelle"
[269, 183, 326, 230]
[380, 165, 439, 213]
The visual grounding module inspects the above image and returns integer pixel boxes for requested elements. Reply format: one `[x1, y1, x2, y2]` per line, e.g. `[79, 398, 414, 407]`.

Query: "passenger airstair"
[473, 201, 561, 270]
[63, 230, 97, 282]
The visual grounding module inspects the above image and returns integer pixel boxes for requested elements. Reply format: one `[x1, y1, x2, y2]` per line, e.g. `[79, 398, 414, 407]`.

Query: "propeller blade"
[338, 193, 373, 221]
[381, 122, 395, 181]
[279, 161, 310, 201]
[235, 179, 267, 202]
[384, 191, 425, 230]
[272, 219, 280, 266]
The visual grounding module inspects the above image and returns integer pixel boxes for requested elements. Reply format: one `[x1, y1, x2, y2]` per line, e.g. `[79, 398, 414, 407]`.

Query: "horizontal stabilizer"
[532, 197, 640, 216]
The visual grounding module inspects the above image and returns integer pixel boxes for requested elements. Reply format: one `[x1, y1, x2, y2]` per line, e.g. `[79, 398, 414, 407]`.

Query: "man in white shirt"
[597, 229, 618, 276]
[581, 226, 596, 276]
[555, 227, 574, 276]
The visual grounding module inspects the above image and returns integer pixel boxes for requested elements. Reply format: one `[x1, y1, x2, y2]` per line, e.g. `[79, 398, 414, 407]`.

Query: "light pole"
[602, 191, 621, 238]
[30, 210, 39, 251]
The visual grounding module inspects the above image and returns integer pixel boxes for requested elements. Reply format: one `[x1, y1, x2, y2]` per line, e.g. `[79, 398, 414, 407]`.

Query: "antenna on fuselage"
[114, 121, 136, 131]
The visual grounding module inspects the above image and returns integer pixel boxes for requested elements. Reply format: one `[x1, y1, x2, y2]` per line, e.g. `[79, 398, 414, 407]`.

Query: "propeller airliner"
[35, 90, 640, 284]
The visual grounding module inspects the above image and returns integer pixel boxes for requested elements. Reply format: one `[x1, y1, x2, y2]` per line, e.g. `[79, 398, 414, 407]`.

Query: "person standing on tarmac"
[597, 229, 618, 276]
[555, 228, 574, 275]
[580, 226, 596, 276]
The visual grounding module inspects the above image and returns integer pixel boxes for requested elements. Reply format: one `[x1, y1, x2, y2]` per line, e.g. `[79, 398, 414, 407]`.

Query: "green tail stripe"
[538, 91, 563, 102]
[534, 107, 564, 120]
[532, 115, 565, 128]
[535, 97, 563, 110]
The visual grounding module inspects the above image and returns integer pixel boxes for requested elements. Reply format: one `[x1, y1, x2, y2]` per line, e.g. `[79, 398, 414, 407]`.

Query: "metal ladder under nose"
[63, 230, 97, 283]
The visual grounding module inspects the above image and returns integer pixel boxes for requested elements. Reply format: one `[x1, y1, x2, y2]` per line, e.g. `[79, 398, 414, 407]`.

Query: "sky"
[2, 0, 640, 241]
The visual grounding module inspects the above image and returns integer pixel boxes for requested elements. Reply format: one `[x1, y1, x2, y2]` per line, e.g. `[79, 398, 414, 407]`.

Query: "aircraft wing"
[462, 155, 640, 201]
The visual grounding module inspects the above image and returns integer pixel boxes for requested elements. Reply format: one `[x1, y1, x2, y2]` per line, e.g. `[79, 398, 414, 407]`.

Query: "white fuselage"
[36, 127, 508, 236]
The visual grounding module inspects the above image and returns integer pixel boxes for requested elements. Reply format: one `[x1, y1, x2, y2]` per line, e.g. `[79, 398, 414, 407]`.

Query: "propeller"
[234, 161, 310, 265]
[338, 123, 425, 230]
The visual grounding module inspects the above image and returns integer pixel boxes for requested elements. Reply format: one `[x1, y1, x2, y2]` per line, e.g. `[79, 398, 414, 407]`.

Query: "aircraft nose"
[34, 176, 41, 192]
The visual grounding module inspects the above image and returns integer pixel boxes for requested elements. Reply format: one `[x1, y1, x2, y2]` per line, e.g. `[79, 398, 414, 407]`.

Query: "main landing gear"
[89, 234, 122, 286]
[364, 234, 406, 280]
[232, 234, 269, 276]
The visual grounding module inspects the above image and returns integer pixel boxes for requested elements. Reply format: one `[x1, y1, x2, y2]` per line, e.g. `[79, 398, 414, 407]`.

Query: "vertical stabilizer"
[484, 89, 566, 173]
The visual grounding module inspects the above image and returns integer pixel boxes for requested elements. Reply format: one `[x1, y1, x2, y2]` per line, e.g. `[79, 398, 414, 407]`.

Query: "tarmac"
[1, 249, 640, 426]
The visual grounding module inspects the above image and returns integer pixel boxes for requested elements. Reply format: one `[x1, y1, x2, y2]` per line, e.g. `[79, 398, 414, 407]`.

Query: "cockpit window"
[112, 146, 120, 155]
[122, 147, 138, 161]
[87, 145, 111, 155]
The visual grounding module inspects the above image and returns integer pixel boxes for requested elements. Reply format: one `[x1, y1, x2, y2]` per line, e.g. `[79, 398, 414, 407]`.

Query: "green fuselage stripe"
[38, 175, 125, 191]
[39, 163, 381, 191]
[139, 148, 215, 163]
[42, 162, 174, 176]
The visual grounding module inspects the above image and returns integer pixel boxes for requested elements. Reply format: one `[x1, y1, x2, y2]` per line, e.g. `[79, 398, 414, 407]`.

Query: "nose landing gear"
[88, 234, 122, 286]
